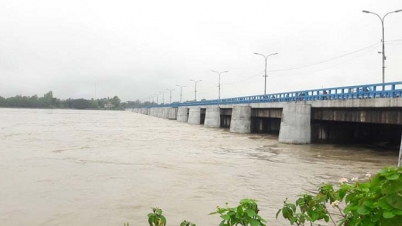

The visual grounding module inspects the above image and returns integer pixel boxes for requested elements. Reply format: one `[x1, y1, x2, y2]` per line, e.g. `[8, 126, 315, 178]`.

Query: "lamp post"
[190, 79, 202, 101]
[363, 9, 402, 83]
[176, 85, 186, 103]
[160, 91, 166, 104]
[166, 88, 175, 104]
[254, 52, 278, 95]
[156, 93, 159, 104]
[211, 70, 228, 100]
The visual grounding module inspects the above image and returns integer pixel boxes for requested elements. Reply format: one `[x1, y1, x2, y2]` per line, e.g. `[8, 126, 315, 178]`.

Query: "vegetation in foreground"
[125, 166, 402, 226]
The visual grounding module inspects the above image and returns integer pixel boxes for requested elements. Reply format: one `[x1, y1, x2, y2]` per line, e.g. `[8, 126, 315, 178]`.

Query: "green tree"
[112, 96, 121, 108]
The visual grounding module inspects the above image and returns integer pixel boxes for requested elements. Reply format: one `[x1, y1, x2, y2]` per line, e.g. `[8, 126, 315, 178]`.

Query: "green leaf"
[363, 200, 376, 208]
[346, 193, 357, 203]
[379, 197, 393, 210]
[385, 173, 399, 180]
[221, 214, 231, 221]
[282, 207, 292, 219]
[309, 211, 320, 221]
[160, 215, 166, 226]
[148, 215, 154, 226]
[250, 219, 260, 226]
[382, 180, 402, 195]
[245, 209, 256, 217]
[385, 194, 402, 209]
[394, 209, 402, 215]
[383, 211, 396, 219]
[338, 188, 347, 200]
[288, 203, 296, 212]
[275, 209, 281, 219]
[357, 205, 371, 215]
[156, 209, 162, 215]
[236, 206, 243, 217]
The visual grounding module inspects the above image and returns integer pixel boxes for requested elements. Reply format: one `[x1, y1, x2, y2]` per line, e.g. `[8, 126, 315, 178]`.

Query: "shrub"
[277, 166, 402, 226]
[210, 198, 267, 226]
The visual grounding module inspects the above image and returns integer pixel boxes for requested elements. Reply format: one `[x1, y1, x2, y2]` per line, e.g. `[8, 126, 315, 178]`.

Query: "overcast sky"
[1, 0, 401, 102]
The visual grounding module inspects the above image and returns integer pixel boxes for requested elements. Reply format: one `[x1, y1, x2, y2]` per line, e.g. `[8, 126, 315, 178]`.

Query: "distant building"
[104, 102, 114, 109]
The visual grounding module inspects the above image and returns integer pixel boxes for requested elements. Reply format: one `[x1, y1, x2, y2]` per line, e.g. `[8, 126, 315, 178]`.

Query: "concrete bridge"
[133, 82, 402, 146]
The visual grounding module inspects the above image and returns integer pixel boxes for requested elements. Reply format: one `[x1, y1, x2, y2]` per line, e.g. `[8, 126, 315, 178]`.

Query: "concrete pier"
[177, 107, 188, 122]
[157, 108, 164, 118]
[204, 106, 220, 128]
[168, 108, 177, 120]
[188, 107, 201, 125]
[279, 103, 311, 144]
[162, 108, 169, 119]
[230, 106, 251, 133]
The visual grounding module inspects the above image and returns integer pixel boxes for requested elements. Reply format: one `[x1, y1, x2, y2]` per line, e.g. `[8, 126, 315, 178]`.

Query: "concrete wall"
[312, 108, 402, 125]
[278, 103, 311, 144]
[168, 108, 178, 120]
[204, 106, 220, 128]
[162, 108, 169, 119]
[230, 106, 251, 133]
[140, 108, 149, 115]
[188, 107, 201, 125]
[177, 107, 188, 122]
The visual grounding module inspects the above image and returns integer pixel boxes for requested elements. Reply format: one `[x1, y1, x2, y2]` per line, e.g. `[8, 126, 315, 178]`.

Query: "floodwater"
[0, 108, 398, 226]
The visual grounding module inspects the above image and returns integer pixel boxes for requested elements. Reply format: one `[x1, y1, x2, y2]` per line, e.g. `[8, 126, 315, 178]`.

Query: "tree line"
[0, 91, 123, 110]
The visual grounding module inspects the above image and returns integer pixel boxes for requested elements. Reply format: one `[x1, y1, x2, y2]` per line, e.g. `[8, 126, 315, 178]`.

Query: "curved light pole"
[211, 70, 228, 100]
[190, 79, 202, 101]
[254, 52, 278, 95]
[166, 88, 175, 104]
[176, 85, 186, 103]
[363, 9, 402, 83]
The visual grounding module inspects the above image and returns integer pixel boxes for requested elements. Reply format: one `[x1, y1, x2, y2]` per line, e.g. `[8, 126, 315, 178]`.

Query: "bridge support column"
[157, 108, 164, 118]
[188, 107, 201, 125]
[230, 106, 251, 133]
[177, 107, 189, 122]
[168, 108, 177, 120]
[153, 108, 158, 117]
[279, 103, 311, 144]
[204, 106, 221, 128]
[162, 108, 170, 119]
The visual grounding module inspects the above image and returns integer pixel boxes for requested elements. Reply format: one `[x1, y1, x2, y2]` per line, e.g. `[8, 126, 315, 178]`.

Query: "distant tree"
[43, 91, 54, 107]
[89, 98, 99, 109]
[70, 99, 90, 109]
[0, 91, 124, 110]
[0, 96, 5, 107]
[112, 96, 121, 108]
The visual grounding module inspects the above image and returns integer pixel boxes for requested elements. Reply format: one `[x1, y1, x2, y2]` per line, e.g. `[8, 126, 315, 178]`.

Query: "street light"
[156, 93, 159, 104]
[211, 70, 228, 100]
[363, 9, 402, 83]
[166, 88, 175, 104]
[190, 79, 202, 101]
[254, 52, 278, 95]
[176, 85, 186, 103]
[159, 91, 166, 105]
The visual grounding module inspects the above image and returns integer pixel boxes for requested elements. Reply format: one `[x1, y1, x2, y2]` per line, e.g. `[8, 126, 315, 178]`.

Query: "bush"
[277, 166, 402, 226]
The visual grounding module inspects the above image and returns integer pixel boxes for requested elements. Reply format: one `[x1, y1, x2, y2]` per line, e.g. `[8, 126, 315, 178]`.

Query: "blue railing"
[144, 81, 402, 108]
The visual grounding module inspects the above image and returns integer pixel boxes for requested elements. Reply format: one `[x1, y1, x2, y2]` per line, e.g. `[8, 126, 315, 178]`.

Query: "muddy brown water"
[0, 108, 398, 225]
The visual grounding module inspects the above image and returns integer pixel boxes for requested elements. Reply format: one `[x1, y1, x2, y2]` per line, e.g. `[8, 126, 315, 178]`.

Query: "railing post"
[392, 84, 396, 98]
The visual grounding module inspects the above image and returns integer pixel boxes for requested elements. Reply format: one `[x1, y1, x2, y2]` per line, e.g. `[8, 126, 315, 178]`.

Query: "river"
[0, 108, 398, 226]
